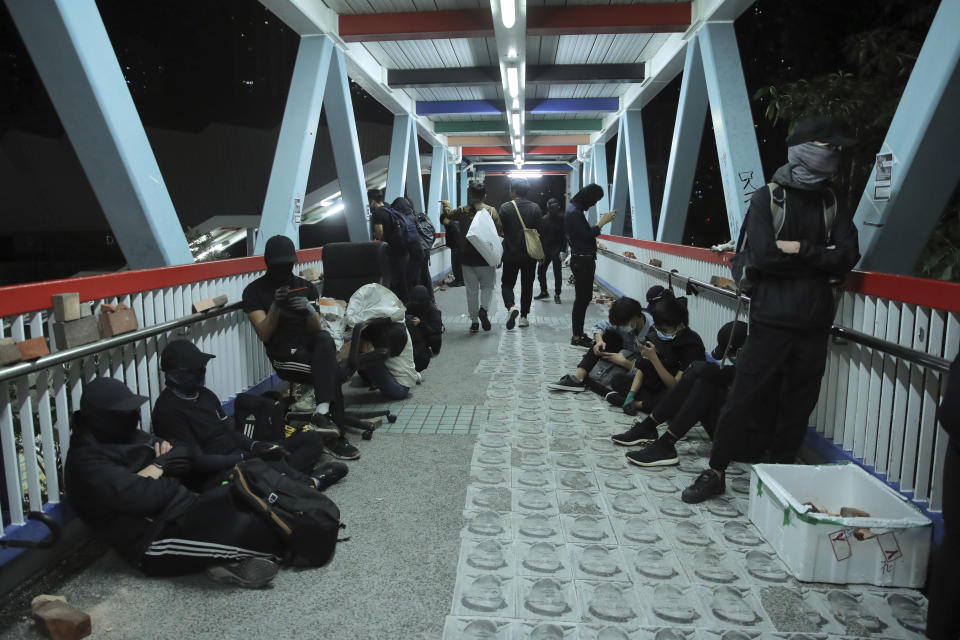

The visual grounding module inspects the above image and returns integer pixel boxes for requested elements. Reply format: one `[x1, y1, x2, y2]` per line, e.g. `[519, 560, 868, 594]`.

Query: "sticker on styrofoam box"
[748, 463, 932, 587]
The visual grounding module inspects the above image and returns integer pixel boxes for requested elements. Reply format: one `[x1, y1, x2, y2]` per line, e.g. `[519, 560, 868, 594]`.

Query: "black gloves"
[248, 441, 290, 461]
[287, 296, 315, 317]
[152, 446, 195, 476]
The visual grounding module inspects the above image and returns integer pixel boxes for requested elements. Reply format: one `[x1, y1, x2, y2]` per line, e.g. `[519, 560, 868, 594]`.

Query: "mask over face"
[787, 142, 841, 185]
[165, 367, 206, 398]
[265, 262, 294, 285]
[82, 408, 141, 444]
[655, 328, 677, 342]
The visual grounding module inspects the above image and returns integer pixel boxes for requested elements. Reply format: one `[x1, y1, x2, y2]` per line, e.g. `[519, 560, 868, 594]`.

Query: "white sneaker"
[518, 317, 530, 328]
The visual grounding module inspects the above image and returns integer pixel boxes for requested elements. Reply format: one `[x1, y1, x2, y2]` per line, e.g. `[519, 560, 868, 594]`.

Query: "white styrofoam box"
[748, 462, 931, 588]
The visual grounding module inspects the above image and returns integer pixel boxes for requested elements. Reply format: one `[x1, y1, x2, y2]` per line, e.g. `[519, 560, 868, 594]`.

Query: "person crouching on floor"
[405, 284, 443, 372]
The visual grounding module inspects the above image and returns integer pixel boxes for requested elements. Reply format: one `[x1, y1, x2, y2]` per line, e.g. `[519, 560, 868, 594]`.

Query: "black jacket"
[64, 429, 197, 565]
[498, 198, 543, 261]
[564, 202, 601, 257]
[540, 209, 567, 254]
[745, 166, 860, 331]
[939, 353, 960, 453]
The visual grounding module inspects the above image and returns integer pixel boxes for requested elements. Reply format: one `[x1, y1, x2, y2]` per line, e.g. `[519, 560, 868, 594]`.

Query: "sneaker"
[313, 461, 349, 490]
[470, 321, 480, 333]
[534, 291, 550, 300]
[546, 374, 586, 392]
[605, 391, 625, 407]
[554, 294, 561, 304]
[570, 335, 593, 349]
[681, 470, 726, 504]
[478, 307, 492, 331]
[518, 316, 530, 328]
[304, 413, 341, 437]
[626, 439, 678, 466]
[611, 422, 658, 446]
[206, 557, 278, 589]
[323, 435, 360, 460]
[449, 280, 465, 287]
[289, 388, 316, 413]
[506, 307, 519, 330]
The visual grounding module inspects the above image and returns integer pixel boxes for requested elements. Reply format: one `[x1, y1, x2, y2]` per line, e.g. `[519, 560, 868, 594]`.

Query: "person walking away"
[498, 178, 544, 329]
[441, 182, 504, 332]
[564, 184, 616, 347]
[391, 196, 428, 299]
[681, 116, 860, 503]
[535, 198, 568, 304]
[367, 188, 411, 302]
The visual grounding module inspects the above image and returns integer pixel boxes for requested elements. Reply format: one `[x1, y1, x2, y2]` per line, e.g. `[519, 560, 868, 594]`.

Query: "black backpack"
[228, 459, 344, 567]
[380, 205, 421, 250]
[233, 392, 286, 441]
[731, 182, 837, 294]
[415, 211, 437, 252]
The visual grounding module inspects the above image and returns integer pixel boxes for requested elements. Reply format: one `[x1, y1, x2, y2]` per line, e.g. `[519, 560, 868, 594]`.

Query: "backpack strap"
[767, 183, 786, 237]
[823, 188, 837, 244]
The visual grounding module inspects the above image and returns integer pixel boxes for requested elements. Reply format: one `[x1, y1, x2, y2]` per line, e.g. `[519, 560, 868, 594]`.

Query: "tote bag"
[511, 201, 545, 261]
[466, 207, 503, 266]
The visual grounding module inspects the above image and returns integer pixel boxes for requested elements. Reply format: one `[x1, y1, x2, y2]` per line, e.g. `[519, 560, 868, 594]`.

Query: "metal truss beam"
[389, 64, 644, 89]
[435, 119, 603, 134]
[610, 111, 654, 239]
[385, 114, 426, 215]
[589, 143, 610, 226]
[462, 146, 577, 157]
[416, 98, 619, 116]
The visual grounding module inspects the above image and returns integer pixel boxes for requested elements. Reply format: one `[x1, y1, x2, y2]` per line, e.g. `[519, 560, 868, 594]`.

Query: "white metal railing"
[596, 236, 959, 513]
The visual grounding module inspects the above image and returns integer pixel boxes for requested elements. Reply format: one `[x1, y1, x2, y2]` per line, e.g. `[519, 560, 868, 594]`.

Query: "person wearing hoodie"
[391, 196, 428, 300]
[64, 377, 285, 588]
[242, 234, 359, 461]
[405, 284, 443, 372]
[564, 184, 617, 348]
[682, 116, 861, 504]
[535, 198, 568, 304]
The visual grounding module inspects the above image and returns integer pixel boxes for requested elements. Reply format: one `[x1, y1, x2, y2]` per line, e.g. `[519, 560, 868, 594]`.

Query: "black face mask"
[84, 409, 141, 444]
[166, 367, 207, 396]
[265, 263, 294, 284]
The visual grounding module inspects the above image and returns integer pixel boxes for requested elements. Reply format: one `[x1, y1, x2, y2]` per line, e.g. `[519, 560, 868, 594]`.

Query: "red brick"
[31, 598, 91, 640]
[17, 337, 49, 360]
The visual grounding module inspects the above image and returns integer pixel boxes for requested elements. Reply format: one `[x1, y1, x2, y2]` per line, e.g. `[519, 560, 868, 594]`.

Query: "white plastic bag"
[466, 209, 503, 267]
[345, 283, 406, 327]
[315, 297, 347, 349]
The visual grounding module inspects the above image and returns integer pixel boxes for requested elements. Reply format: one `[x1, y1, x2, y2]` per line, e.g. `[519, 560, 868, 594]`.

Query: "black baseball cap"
[264, 235, 297, 266]
[785, 116, 857, 148]
[712, 321, 749, 360]
[161, 339, 216, 371]
[645, 285, 667, 307]
[80, 377, 149, 414]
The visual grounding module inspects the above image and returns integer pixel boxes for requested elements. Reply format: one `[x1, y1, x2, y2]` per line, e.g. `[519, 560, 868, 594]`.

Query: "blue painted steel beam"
[611, 111, 654, 239]
[658, 38, 709, 243]
[255, 36, 334, 252]
[698, 22, 765, 243]
[853, 0, 960, 275]
[324, 46, 371, 242]
[5, 0, 193, 267]
[386, 115, 414, 204]
[426, 146, 446, 228]
[590, 143, 610, 225]
[569, 160, 581, 199]
[405, 118, 426, 215]
[460, 168, 468, 208]
[416, 98, 620, 116]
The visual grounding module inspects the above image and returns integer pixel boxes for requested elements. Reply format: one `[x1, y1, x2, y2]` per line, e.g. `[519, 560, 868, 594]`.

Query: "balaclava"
[787, 142, 841, 185]
[263, 235, 297, 284]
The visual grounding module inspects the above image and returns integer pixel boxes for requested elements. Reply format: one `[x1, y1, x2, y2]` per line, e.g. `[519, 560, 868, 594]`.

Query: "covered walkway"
[0, 280, 930, 639]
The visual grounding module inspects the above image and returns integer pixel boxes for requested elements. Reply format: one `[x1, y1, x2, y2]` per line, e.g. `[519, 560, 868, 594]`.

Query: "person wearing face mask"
[605, 291, 706, 417]
[565, 184, 617, 347]
[535, 197, 568, 304]
[64, 377, 287, 588]
[151, 339, 348, 493]
[242, 234, 359, 460]
[682, 116, 860, 504]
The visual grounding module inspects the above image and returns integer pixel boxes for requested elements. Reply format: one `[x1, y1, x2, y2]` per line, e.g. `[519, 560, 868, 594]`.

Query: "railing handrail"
[598, 247, 951, 373]
[0, 302, 243, 385]
[600, 234, 960, 314]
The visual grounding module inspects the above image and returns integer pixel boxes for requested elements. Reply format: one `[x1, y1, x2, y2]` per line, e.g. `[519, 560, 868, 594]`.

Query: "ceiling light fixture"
[511, 112, 521, 133]
[499, 0, 515, 28]
[512, 98, 520, 110]
[506, 67, 519, 99]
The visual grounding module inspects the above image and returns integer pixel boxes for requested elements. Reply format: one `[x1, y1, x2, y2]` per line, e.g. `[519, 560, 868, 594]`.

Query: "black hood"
[391, 197, 415, 215]
[407, 285, 432, 315]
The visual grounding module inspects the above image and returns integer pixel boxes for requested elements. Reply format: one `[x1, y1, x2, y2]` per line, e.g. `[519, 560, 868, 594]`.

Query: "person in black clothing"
[926, 353, 959, 640]
[64, 377, 284, 587]
[535, 198, 567, 304]
[368, 188, 410, 301]
[564, 184, 617, 348]
[404, 284, 442, 372]
[391, 197, 427, 300]
[622, 321, 748, 465]
[682, 116, 861, 504]
[242, 234, 359, 460]
[498, 178, 544, 329]
[151, 339, 348, 492]
[606, 291, 706, 419]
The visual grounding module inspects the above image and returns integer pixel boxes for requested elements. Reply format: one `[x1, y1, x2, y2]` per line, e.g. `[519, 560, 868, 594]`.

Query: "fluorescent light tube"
[500, 0, 515, 28]
[507, 67, 519, 99]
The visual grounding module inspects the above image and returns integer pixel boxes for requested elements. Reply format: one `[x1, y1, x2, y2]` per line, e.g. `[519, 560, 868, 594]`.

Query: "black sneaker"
[570, 335, 593, 349]
[605, 391, 625, 407]
[546, 374, 586, 392]
[206, 557, 278, 589]
[534, 291, 550, 300]
[681, 470, 726, 503]
[626, 439, 678, 466]
[470, 321, 480, 333]
[554, 294, 561, 304]
[478, 307, 492, 331]
[623, 403, 639, 417]
[506, 307, 519, 330]
[449, 280, 465, 287]
[313, 461, 349, 490]
[611, 422, 658, 446]
[305, 413, 342, 437]
[323, 435, 360, 460]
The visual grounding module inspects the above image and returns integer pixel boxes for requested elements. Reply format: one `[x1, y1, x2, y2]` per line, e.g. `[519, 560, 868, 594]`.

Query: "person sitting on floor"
[242, 234, 359, 460]
[612, 321, 748, 462]
[405, 284, 443, 372]
[546, 296, 651, 394]
[151, 339, 348, 492]
[355, 320, 419, 400]
[605, 291, 706, 417]
[65, 377, 285, 588]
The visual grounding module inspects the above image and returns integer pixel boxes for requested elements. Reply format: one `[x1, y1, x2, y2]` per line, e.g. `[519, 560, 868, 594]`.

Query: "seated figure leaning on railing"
[242, 235, 359, 461]
[64, 378, 284, 588]
[151, 339, 348, 492]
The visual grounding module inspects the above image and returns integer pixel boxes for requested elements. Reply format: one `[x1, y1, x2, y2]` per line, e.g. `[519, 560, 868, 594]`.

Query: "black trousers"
[651, 362, 733, 439]
[501, 256, 537, 317]
[270, 331, 339, 406]
[387, 250, 409, 302]
[927, 440, 959, 640]
[537, 249, 563, 296]
[450, 248, 464, 283]
[709, 323, 828, 470]
[570, 255, 596, 336]
[406, 246, 425, 296]
[139, 485, 285, 576]
[419, 253, 435, 301]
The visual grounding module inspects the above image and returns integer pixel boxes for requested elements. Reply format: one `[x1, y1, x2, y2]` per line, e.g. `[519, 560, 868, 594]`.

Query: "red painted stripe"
[600, 235, 960, 313]
[0, 249, 323, 318]
[463, 146, 512, 156]
[527, 145, 577, 155]
[339, 9, 493, 42]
